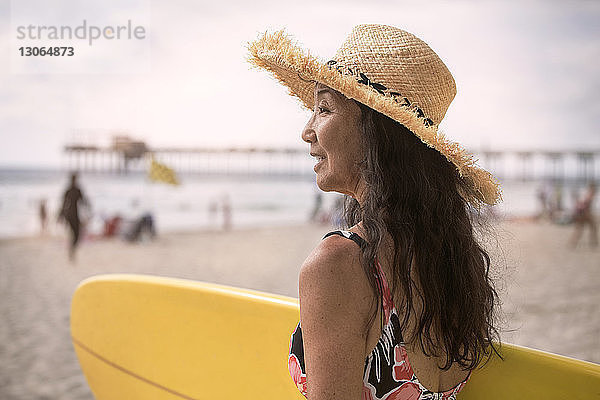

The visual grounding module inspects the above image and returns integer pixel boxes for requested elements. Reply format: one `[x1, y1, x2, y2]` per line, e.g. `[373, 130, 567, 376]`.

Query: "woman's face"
[301, 83, 364, 200]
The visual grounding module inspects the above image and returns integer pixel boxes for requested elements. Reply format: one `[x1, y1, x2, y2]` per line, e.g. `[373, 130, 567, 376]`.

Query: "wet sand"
[0, 221, 598, 399]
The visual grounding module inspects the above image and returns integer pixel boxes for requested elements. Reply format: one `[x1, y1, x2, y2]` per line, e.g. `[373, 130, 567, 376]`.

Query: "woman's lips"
[311, 153, 326, 172]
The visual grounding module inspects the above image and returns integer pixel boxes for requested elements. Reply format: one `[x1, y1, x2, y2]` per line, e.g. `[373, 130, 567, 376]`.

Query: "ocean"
[0, 168, 596, 239]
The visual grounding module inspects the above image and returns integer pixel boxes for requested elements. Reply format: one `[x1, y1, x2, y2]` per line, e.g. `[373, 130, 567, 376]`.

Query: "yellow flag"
[148, 157, 179, 185]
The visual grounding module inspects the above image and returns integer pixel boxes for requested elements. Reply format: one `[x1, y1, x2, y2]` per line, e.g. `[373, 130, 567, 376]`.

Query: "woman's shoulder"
[301, 230, 363, 277]
[299, 230, 373, 334]
[299, 230, 371, 311]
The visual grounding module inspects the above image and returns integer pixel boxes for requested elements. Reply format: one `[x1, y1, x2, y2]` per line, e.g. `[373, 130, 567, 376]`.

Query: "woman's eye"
[317, 106, 329, 114]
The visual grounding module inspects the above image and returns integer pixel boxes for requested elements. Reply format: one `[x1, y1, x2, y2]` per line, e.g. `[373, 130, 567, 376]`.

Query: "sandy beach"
[0, 220, 598, 399]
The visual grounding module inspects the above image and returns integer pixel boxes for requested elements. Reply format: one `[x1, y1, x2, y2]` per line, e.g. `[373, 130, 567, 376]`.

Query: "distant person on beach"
[222, 194, 232, 231]
[208, 199, 219, 228]
[553, 184, 563, 213]
[250, 25, 502, 399]
[329, 195, 344, 227]
[309, 192, 323, 222]
[570, 182, 598, 248]
[124, 212, 156, 242]
[549, 183, 566, 223]
[536, 184, 549, 220]
[39, 198, 48, 235]
[102, 214, 123, 238]
[58, 172, 90, 261]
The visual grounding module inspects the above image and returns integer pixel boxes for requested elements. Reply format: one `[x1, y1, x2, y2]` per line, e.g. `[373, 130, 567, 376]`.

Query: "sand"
[0, 220, 598, 399]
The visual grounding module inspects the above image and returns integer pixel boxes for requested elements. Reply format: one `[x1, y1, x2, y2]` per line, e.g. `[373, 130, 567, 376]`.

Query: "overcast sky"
[0, 0, 599, 167]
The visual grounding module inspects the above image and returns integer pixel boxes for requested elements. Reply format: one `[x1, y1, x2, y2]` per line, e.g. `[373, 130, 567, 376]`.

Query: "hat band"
[326, 60, 434, 127]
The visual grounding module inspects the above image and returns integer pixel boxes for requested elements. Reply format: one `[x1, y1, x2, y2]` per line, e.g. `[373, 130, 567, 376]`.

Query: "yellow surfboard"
[71, 274, 600, 400]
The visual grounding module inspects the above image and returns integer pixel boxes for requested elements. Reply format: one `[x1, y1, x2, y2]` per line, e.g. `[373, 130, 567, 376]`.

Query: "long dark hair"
[345, 102, 501, 370]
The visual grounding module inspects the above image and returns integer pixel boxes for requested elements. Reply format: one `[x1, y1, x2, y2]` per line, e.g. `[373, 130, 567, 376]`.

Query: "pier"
[63, 136, 600, 182]
[479, 149, 599, 182]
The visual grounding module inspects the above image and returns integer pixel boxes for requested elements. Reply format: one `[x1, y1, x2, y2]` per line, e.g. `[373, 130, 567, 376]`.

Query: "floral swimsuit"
[288, 231, 471, 400]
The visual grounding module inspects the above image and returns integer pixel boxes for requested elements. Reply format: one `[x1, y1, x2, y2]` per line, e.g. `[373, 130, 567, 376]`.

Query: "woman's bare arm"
[299, 234, 374, 400]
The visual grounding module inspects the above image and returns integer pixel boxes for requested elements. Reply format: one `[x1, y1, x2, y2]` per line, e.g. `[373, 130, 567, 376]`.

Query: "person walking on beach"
[58, 172, 90, 261]
[536, 183, 549, 221]
[309, 192, 323, 222]
[222, 194, 232, 231]
[570, 182, 598, 248]
[38, 198, 48, 235]
[249, 24, 502, 400]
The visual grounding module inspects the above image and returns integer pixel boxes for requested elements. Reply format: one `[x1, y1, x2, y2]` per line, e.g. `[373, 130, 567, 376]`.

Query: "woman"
[249, 24, 502, 400]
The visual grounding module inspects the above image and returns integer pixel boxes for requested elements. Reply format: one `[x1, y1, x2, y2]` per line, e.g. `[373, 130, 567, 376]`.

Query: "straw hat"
[247, 24, 501, 206]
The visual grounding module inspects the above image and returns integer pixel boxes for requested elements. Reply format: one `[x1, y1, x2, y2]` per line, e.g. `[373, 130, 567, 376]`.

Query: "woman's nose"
[301, 114, 316, 143]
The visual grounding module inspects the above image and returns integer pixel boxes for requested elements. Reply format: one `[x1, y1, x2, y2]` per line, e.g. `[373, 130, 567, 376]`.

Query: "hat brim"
[248, 30, 502, 207]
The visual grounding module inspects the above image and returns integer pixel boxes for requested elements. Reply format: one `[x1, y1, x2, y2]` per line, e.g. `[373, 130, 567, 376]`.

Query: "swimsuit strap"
[322, 230, 366, 248]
